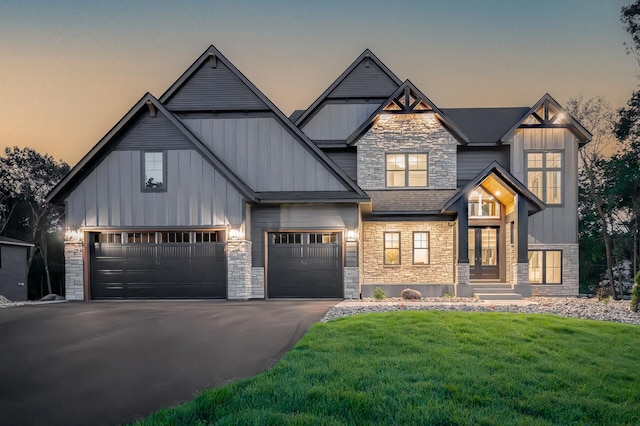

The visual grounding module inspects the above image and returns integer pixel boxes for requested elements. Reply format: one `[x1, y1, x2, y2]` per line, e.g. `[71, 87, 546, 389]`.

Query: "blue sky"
[0, 0, 636, 164]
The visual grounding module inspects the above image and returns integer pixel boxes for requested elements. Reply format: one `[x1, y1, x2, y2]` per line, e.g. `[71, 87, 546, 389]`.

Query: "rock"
[0, 295, 12, 304]
[40, 294, 61, 301]
[401, 288, 422, 300]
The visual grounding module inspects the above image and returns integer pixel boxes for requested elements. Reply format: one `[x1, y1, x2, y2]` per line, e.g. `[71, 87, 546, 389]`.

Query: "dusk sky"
[1, 0, 637, 166]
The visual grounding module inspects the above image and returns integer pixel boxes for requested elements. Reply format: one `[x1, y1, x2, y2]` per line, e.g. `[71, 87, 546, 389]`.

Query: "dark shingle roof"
[367, 190, 459, 213]
[442, 108, 530, 144]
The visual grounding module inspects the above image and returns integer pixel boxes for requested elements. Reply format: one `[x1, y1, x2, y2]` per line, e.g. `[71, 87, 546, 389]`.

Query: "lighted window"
[468, 187, 500, 218]
[384, 232, 400, 265]
[528, 250, 562, 284]
[143, 151, 165, 190]
[413, 232, 429, 265]
[526, 152, 562, 204]
[386, 154, 427, 187]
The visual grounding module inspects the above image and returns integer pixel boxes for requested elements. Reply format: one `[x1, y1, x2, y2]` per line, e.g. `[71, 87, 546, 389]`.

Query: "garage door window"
[195, 232, 219, 243]
[309, 233, 337, 244]
[272, 233, 302, 244]
[129, 232, 155, 244]
[161, 232, 190, 243]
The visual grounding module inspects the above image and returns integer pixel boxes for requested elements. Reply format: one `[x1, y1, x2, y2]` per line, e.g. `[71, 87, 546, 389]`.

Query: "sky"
[0, 0, 637, 166]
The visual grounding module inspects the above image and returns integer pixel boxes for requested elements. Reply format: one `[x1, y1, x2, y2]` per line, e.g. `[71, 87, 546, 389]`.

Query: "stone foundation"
[455, 263, 473, 296]
[251, 267, 265, 299]
[344, 267, 359, 299]
[64, 241, 84, 301]
[512, 263, 532, 297]
[227, 240, 252, 300]
[361, 284, 454, 298]
[531, 244, 579, 296]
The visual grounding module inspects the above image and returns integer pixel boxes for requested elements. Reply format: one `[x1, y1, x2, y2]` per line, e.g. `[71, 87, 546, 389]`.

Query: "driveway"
[0, 300, 336, 426]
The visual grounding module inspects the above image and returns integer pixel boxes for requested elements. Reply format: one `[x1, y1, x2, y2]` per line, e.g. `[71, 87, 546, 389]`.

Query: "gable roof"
[500, 93, 592, 145]
[442, 108, 530, 144]
[442, 161, 545, 214]
[346, 80, 470, 145]
[294, 49, 402, 127]
[46, 94, 258, 204]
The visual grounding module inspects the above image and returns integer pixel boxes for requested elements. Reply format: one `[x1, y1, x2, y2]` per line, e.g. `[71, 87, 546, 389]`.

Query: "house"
[0, 237, 33, 301]
[46, 46, 591, 301]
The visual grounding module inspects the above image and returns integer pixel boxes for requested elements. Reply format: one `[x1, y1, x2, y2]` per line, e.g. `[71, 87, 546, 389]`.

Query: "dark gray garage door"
[90, 231, 226, 299]
[267, 232, 342, 298]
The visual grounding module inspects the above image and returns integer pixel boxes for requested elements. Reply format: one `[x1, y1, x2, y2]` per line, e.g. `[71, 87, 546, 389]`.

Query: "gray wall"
[330, 60, 399, 98]
[457, 146, 510, 186]
[182, 116, 349, 192]
[0, 244, 29, 301]
[324, 149, 357, 182]
[301, 103, 380, 140]
[509, 128, 579, 244]
[250, 204, 359, 267]
[65, 150, 244, 228]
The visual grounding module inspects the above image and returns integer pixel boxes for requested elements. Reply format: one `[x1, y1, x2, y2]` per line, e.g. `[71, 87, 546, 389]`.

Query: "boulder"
[401, 288, 422, 300]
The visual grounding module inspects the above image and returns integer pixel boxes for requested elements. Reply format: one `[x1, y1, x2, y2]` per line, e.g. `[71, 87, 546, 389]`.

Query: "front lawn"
[134, 312, 640, 425]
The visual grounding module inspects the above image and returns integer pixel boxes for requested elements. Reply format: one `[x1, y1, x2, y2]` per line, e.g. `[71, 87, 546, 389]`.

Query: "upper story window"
[468, 187, 500, 218]
[143, 151, 166, 191]
[526, 152, 562, 205]
[386, 153, 428, 188]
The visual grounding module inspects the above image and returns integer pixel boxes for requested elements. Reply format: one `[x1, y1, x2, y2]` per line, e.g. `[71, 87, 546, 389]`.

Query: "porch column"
[227, 239, 253, 300]
[455, 194, 472, 296]
[64, 239, 85, 301]
[513, 195, 531, 296]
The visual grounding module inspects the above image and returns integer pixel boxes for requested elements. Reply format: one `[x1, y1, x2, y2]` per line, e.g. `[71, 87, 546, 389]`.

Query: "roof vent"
[364, 55, 370, 68]
[146, 100, 156, 117]
[209, 53, 217, 69]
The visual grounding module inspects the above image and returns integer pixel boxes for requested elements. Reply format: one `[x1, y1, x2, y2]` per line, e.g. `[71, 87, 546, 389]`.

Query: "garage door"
[267, 232, 342, 298]
[90, 231, 226, 299]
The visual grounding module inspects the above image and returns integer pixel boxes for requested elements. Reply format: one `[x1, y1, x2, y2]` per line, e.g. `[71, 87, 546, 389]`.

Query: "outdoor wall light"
[228, 227, 243, 240]
[346, 230, 357, 242]
[64, 229, 83, 242]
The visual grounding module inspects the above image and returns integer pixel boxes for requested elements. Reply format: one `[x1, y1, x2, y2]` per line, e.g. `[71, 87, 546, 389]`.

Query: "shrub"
[631, 272, 640, 313]
[596, 286, 610, 301]
[373, 287, 386, 300]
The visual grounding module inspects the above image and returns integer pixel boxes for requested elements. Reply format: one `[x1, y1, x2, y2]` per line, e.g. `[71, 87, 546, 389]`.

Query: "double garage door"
[267, 232, 343, 298]
[90, 231, 226, 300]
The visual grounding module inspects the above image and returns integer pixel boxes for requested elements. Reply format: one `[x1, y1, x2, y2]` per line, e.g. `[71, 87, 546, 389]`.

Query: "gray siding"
[457, 146, 510, 185]
[301, 103, 380, 140]
[165, 61, 267, 111]
[65, 150, 244, 228]
[251, 204, 359, 267]
[0, 245, 29, 301]
[113, 111, 193, 150]
[324, 148, 357, 181]
[510, 128, 579, 244]
[330, 60, 399, 98]
[182, 117, 349, 192]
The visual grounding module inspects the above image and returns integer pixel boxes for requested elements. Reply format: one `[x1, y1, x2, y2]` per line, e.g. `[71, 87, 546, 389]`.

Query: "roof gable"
[161, 47, 268, 112]
[346, 80, 470, 145]
[46, 94, 257, 204]
[294, 49, 402, 127]
[500, 93, 592, 145]
[442, 108, 530, 144]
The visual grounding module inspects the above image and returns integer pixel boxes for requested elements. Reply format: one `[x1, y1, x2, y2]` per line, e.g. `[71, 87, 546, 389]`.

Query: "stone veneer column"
[512, 263, 532, 297]
[344, 267, 360, 299]
[455, 263, 473, 297]
[251, 267, 265, 299]
[227, 240, 252, 300]
[64, 241, 84, 301]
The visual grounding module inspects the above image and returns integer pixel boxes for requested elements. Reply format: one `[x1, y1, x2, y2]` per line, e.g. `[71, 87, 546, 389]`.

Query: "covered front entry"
[469, 227, 499, 279]
[267, 232, 342, 298]
[89, 231, 226, 299]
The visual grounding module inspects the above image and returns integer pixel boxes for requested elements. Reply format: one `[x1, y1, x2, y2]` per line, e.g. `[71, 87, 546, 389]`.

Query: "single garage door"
[90, 231, 226, 299]
[267, 232, 342, 298]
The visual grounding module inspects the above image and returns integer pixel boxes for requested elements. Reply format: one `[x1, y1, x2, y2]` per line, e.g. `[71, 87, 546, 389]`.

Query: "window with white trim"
[526, 152, 562, 204]
[528, 250, 562, 284]
[386, 153, 428, 187]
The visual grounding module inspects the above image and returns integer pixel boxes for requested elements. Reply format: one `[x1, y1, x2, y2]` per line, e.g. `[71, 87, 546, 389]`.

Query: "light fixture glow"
[495, 190, 501, 196]
[64, 229, 83, 242]
[229, 227, 243, 240]
[346, 230, 357, 242]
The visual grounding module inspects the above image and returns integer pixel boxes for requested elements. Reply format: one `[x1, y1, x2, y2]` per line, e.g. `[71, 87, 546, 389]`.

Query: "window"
[528, 250, 562, 284]
[309, 233, 337, 244]
[194, 232, 220, 243]
[384, 232, 400, 265]
[272, 233, 302, 244]
[386, 154, 427, 187]
[128, 232, 156, 244]
[143, 151, 165, 191]
[526, 152, 562, 204]
[413, 232, 429, 265]
[160, 232, 190, 243]
[98, 233, 122, 243]
[468, 187, 500, 218]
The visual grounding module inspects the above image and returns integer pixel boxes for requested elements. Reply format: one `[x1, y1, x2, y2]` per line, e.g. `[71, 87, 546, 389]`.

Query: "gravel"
[321, 297, 640, 325]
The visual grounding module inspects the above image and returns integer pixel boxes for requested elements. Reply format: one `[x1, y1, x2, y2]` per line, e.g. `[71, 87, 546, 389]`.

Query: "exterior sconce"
[346, 230, 357, 242]
[229, 227, 243, 240]
[64, 229, 83, 242]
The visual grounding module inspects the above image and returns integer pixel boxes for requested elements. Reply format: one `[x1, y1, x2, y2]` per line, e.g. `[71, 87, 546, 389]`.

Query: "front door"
[469, 227, 499, 280]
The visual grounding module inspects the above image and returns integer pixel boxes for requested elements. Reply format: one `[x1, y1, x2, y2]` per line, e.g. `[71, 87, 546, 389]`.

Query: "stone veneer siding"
[362, 221, 454, 285]
[344, 267, 359, 299]
[530, 244, 579, 296]
[64, 241, 84, 301]
[251, 267, 265, 299]
[357, 114, 457, 190]
[227, 240, 252, 300]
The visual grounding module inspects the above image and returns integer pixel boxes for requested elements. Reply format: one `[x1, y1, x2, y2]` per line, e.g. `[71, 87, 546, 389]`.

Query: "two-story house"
[47, 46, 590, 301]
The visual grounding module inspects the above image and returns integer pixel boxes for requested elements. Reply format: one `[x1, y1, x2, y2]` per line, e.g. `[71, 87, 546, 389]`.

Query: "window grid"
[384, 232, 401, 265]
[413, 232, 430, 265]
[386, 153, 428, 188]
[526, 151, 562, 204]
[528, 250, 562, 284]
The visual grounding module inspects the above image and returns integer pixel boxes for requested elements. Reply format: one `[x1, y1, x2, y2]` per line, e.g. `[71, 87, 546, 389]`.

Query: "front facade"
[47, 46, 591, 301]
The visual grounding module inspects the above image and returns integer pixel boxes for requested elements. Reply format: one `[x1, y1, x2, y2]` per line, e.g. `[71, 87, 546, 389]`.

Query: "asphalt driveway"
[0, 300, 336, 426]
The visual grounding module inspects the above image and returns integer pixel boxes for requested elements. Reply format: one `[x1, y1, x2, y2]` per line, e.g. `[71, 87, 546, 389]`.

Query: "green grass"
[133, 312, 640, 425]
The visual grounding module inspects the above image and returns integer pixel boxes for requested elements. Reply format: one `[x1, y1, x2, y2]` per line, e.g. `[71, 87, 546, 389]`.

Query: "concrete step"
[471, 287, 515, 293]
[474, 292, 523, 301]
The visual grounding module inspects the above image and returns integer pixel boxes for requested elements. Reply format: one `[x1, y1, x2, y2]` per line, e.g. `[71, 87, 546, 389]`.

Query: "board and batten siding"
[182, 117, 348, 192]
[456, 146, 510, 186]
[509, 128, 579, 244]
[65, 150, 244, 229]
[250, 204, 359, 267]
[301, 103, 380, 140]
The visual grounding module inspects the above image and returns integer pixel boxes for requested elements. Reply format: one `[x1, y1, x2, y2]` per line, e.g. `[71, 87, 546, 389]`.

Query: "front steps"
[471, 282, 522, 300]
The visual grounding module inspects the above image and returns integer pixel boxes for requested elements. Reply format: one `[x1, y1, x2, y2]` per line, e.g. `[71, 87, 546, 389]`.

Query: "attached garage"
[89, 231, 226, 299]
[267, 232, 342, 298]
